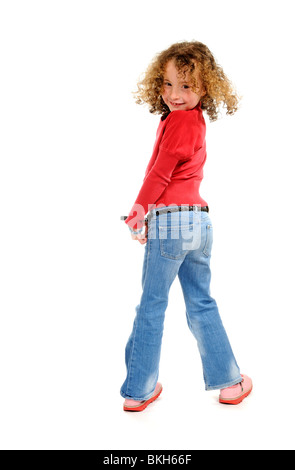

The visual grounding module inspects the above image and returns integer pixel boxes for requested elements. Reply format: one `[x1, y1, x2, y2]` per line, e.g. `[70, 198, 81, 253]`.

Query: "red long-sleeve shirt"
[125, 102, 208, 230]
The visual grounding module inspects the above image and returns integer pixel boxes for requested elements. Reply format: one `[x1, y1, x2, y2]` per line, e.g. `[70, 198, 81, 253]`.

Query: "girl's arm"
[125, 111, 199, 231]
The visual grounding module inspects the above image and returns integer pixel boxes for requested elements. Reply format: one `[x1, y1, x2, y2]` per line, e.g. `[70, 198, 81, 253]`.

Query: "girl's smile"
[169, 100, 185, 107]
[162, 60, 205, 112]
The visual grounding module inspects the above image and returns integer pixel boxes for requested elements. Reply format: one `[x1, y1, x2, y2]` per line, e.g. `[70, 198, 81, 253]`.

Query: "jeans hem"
[120, 388, 154, 402]
[205, 376, 243, 391]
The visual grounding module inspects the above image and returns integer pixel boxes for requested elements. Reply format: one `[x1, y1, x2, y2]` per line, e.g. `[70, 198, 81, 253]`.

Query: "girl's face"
[161, 60, 205, 112]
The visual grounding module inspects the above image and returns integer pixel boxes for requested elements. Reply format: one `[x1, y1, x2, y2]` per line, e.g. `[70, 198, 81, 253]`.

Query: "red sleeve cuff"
[125, 204, 146, 231]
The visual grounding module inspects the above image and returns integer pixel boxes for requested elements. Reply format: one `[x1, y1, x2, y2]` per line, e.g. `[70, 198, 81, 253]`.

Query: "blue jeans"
[120, 206, 242, 401]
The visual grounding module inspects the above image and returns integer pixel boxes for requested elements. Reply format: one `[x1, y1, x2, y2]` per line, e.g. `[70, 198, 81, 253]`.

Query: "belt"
[154, 205, 209, 216]
[120, 206, 209, 224]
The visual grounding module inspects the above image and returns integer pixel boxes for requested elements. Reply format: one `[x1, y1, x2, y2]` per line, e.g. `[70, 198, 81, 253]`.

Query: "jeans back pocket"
[159, 224, 200, 260]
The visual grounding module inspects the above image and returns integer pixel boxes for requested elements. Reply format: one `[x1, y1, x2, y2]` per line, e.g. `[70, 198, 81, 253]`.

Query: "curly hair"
[134, 41, 240, 122]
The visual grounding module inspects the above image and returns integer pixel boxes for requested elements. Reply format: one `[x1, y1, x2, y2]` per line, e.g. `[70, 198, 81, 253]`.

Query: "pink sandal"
[219, 374, 253, 405]
[123, 383, 163, 412]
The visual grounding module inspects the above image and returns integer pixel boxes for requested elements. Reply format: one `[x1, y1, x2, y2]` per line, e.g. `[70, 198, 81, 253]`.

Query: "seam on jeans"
[184, 308, 210, 390]
[125, 232, 154, 398]
[202, 224, 212, 257]
[185, 309, 192, 330]
[141, 238, 150, 288]
[125, 313, 139, 397]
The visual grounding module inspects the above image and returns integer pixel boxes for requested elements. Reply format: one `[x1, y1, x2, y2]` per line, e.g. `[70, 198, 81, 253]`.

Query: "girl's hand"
[131, 233, 147, 244]
[131, 221, 148, 244]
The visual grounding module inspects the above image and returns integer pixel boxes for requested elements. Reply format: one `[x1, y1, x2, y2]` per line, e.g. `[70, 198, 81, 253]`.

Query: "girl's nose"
[170, 87, 180, 100]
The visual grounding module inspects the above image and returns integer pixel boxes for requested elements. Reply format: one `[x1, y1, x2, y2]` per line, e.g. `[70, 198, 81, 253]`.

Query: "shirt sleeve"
[125, 111, 197, 230]
[159, 110, 197, 158]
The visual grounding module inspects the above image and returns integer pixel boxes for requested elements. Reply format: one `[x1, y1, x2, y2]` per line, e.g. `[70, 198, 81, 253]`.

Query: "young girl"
[120, 41, 252, 411]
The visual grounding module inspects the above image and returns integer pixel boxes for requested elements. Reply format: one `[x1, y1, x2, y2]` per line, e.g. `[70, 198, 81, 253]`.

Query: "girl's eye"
[163, 82, 190, 89]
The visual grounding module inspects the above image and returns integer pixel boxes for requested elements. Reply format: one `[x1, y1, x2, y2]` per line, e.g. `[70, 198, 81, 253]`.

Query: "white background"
[0, 0, 295, 450]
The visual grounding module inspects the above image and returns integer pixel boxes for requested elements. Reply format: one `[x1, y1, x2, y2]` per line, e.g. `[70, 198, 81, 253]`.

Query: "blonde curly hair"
[134, 41, 240, 122]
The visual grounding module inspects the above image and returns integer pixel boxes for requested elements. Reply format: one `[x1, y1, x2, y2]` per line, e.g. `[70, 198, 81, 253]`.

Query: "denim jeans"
[120, 206, 242, 401]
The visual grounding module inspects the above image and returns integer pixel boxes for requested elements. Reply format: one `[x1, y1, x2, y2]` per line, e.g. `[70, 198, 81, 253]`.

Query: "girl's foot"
[123, 383, 163, 412]
[219, 375, 253, 405]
